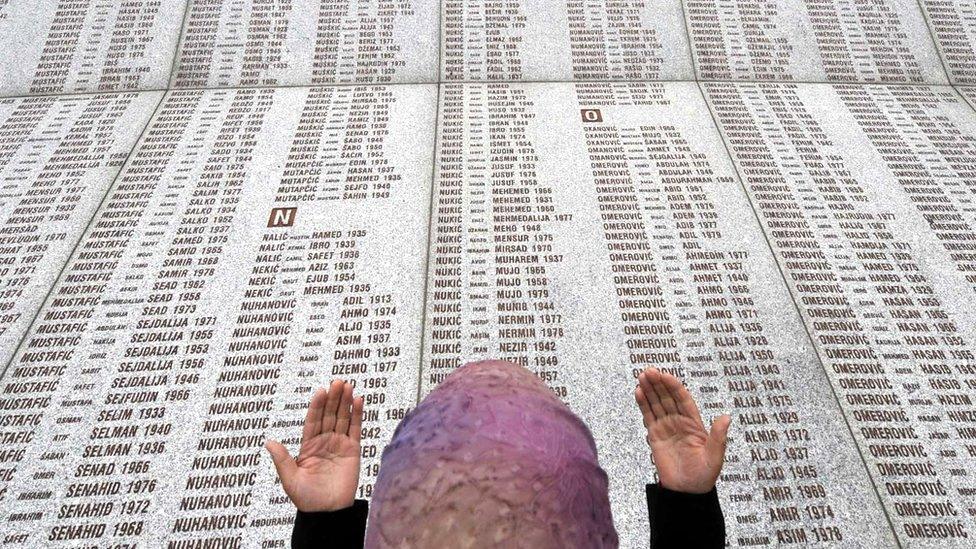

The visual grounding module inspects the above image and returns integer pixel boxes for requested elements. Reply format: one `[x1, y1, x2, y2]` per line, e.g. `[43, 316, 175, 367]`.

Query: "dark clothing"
[292, 499, 369, 549]
[292, 483, 725, 548]
[646, 484, 725, 548]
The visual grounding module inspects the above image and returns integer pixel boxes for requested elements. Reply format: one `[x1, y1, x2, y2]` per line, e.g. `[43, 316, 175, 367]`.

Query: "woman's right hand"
[265, 380, 365, 512]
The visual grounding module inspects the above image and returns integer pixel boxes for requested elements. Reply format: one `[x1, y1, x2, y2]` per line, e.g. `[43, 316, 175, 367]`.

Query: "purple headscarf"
[365, 360, 619, 548]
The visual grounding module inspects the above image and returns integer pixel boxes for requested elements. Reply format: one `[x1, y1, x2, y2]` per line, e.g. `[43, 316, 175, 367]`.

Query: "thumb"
[705, 415, 731, 467]
[265, 440, 298, 484]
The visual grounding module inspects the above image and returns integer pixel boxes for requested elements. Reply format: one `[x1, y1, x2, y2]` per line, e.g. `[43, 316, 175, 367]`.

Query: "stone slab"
[0, 2, 187, 97]
[440, 0, 695, 82]
[0, 91, 162, 368]
[1, 0, 976, 546]
[956, 85, 976, 109]
[420, 81, 897, 547]
[702, 81, 976, 547]
[919, 0, 976, 85]
[0, 84, 437, 547]
[169, 0, 439, 88]
[685, 0, 949, 84]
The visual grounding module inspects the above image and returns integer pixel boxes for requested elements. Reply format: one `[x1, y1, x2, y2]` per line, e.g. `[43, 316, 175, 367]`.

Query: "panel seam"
[0, 92, 169, 379]
[415, 0, 445, 406]
[693, 81, 904, 548]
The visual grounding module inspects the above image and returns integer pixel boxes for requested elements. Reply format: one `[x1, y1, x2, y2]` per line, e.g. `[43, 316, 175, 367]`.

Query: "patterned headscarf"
[365, 360, 619, 548]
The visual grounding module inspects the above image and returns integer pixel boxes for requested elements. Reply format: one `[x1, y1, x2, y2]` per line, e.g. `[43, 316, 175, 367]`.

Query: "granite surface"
[0, 85, 436, 547]
[0, 92, 162, 366]
[0, 2, 186, 96]
[169, 0, 439, 88]
[919, 0, 976, 84]
[2, 1, 976, 547]
[440, 0, 695, 82]
[685, 0, 948, 84]
[422, 81, 897, 546]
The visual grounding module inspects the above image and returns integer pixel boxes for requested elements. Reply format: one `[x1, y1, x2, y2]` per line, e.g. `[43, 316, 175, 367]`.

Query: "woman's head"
[365, 360, 618, 548]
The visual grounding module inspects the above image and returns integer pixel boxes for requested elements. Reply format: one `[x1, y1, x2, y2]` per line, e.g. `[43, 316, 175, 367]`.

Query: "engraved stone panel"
[0, 91, 161, 368]
[421, 81, 896, 547]
[5, 0, 976, 545]
[919, 0, 976, 84]
[0, 1, 187, 97]
[440, 0, 695, 82]
[703, 81, 976, 547]
[685, 0, 948, 84]
[956, 85, 976, 109]
[0, 84, 436, 546]
[170, 0, 439, 88]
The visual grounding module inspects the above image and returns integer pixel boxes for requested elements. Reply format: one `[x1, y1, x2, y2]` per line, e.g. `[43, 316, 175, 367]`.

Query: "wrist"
[660, 483, 714, 495]
[658, 477, 715, 495]
[296, 497, 355, 513]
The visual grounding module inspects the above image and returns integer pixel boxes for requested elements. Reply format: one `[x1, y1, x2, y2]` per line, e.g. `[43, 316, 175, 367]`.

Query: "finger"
[301, 388, 328, 444]
[265, 440, 298, 485]
[705, 415, 732, 468]
[634, 384, 656, 423]
[660, 371, 704, 429]
[334, 382, 354, 435]
[321, 379, 345, 433]
[639, 370, 667, 419]
[650, 370, 679, 416]
[350, 396, 364, 443]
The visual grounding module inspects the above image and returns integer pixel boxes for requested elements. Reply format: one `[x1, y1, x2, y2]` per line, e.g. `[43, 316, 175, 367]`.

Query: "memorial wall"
[1, 1, 975, 548]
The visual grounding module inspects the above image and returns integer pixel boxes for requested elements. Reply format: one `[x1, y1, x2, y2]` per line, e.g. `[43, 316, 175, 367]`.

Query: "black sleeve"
[291, 499, 369, 549]
[646, 483, 725, 549]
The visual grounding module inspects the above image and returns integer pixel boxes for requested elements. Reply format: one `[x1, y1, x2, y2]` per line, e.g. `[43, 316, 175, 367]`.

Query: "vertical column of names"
[574, 81, 892, 547]
[441, 0, 693, 82]
[423, 83, 570, 398]
[0, 92, 160, 366]
[684, 0, 946, 83]
[919, 0, 976, 84]
[0, 1, 186, 96]
[423, 81, 898, 546]
[171, 0, 438, 89]
[835, 85, 976, 293]
[0, 89, 211, 546]
[704, 81, 976, 546]
[442, 1, 527, 81]
[0, 84, 437, 547]
[565, 0, 668, 80]
[685, 0, 795, 81]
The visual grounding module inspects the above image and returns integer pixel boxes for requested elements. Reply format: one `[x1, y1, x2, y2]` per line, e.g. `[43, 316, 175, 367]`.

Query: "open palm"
[266, 380, 365, 512]
[634, 367, 731, 494]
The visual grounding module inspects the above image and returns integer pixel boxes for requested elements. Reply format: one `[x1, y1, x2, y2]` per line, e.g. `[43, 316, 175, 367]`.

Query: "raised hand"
[634, 367, 731, 494]
[265, 380, 365, 512]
